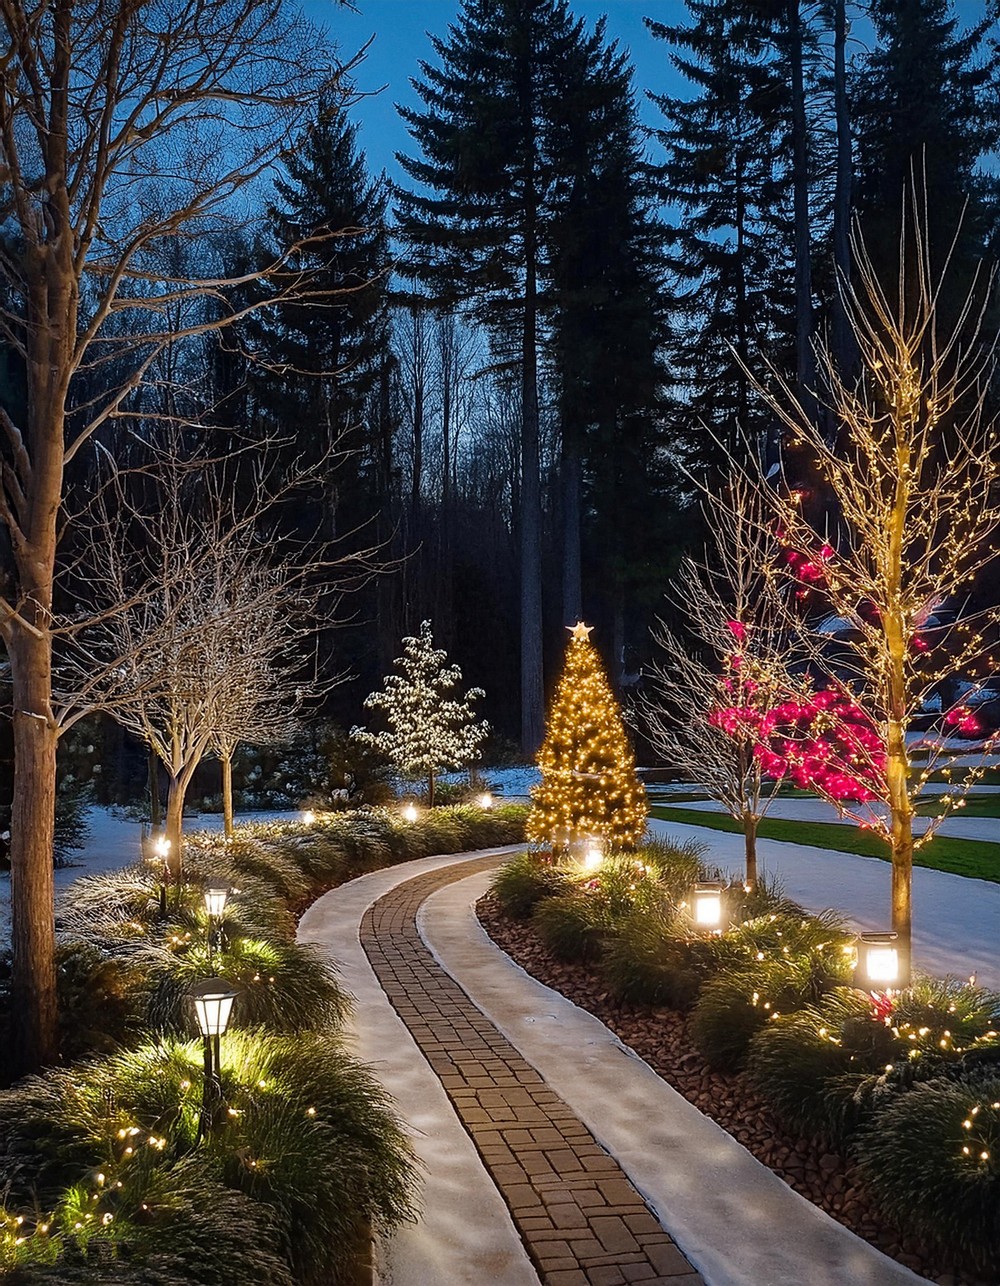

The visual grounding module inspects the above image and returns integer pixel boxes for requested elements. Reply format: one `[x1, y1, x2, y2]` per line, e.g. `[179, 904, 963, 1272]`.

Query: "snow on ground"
[0, 805, 301, 945]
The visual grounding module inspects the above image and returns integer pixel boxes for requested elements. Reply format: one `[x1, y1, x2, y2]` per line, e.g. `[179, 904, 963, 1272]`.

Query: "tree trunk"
[8, 628, 59, 1074]
[149, 750, 162, 828]
[164, 780, 186, 884]
[222, 753, 234, 839]
[428, 768, 435, 809]
[787, 0, 815, 421]
[561, 433, 582, 625]
[830, 0, 856, 388]
[743, 814, 758, 891]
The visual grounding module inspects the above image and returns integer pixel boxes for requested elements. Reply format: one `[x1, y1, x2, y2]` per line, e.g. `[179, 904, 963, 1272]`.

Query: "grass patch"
[915, 793, 1000, 818]
[650, 805, 1000, 883]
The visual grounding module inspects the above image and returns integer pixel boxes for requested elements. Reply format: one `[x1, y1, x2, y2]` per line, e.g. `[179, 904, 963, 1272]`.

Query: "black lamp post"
[189, 977, 238, 1139]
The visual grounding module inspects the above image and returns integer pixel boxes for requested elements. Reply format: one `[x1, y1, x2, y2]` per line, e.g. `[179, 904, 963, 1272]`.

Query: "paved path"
[299, 849, 927, 1286]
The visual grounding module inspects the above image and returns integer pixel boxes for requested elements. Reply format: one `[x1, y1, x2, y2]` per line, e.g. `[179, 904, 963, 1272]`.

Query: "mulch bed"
[477, 895, 986, 1286]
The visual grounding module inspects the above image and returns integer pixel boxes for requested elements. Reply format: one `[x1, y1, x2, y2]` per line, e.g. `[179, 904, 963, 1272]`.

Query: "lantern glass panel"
[694, 887, 723, 928]
[204, 885, 229, 919]
[865, 944, 899, 985]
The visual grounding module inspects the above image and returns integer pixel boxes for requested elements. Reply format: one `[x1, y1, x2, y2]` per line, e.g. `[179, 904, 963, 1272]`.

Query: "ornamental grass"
[0, 801, 526, 1282]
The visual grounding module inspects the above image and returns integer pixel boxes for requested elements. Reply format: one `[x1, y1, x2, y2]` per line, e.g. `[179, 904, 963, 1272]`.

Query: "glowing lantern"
[402, 803, 419, 824]
[302, 810, 317, 825]
[692, 882, 726, 932]
[854, 932, 900, 989]
[478, 792, 494, 810]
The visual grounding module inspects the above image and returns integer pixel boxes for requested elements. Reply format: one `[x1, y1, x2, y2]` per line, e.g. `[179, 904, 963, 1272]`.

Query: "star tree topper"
[568, 621, 594, 642]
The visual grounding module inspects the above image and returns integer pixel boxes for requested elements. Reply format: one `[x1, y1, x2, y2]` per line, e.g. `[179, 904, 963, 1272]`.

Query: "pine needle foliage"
[527, 628, 647, 851]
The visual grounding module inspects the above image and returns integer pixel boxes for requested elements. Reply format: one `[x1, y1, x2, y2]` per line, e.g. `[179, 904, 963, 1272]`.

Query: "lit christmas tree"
[527, 623, 648, 852]
[351, 621, 488, 806]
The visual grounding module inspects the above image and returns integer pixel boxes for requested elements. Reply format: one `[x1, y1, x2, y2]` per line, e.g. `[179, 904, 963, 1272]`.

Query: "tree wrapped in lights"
[737, 204, 1000, 980]
[351, 622, 488, 806]
[641, 475, 799, 888]
[528, 624, 647, 853]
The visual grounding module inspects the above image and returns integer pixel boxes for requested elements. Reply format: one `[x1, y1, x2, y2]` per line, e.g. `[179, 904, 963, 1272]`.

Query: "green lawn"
[649, 804, 1000, 883]
[914, 793, 1000, 818]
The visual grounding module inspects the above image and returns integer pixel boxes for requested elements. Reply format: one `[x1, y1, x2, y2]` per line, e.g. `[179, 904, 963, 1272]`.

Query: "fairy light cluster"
[351, 620, 488, 795]
[527, 623, 648, 850]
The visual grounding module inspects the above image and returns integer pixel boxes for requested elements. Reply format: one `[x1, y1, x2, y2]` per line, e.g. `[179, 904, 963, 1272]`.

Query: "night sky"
[298, 0, 687, 183]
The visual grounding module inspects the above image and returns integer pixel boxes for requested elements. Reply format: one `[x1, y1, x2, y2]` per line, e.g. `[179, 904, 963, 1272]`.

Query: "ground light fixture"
[302, 809, 317, 825]
[203, 883, 231, 960]
[582, 838, 604, 871]
[854, 931, 900, 990]
[478, 792, 494, 810]
[189, 977, 239, 1139]
[692, 881, 727, 933]
[147, 832, 171, 918]
[402, 802, 419, 823]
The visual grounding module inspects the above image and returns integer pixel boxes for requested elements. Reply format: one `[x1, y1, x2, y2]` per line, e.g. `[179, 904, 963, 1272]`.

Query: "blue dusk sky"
[297, 0, 690, 183]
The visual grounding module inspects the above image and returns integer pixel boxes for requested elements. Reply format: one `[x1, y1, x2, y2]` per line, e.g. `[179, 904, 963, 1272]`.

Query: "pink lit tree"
[731, 209, 1000, 979]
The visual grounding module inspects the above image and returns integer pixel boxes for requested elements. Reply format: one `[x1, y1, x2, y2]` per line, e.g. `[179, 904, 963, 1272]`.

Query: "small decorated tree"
[352, 621, 488, 805]
[527, 624, 648, 853]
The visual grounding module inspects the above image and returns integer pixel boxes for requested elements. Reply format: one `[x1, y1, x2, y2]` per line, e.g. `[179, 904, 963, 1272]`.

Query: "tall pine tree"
[395, 0, 648, 754]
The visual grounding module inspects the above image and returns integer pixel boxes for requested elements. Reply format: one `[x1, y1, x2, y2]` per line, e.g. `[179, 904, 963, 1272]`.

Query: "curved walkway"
[299, 849, 926, 1286]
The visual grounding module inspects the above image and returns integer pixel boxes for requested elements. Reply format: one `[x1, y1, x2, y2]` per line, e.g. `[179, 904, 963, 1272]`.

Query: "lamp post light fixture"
[692, 881, 727, 934]
[189, 977, 239, 1140]
[203, 883, 231, 960]
[854, 931, 900, 991]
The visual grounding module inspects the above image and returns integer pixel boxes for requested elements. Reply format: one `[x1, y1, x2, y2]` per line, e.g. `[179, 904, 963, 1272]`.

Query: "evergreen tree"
[351, 621, 489, 806]
[264, 84, 392, 534]
[853, 0, 995, 290]
[647, 4, 797, 462]
[527, 624, 647, 852]
[395, 0, 641, 754]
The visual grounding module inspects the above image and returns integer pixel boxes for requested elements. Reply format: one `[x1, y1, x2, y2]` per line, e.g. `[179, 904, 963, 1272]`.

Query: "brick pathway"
[360, 854, 703, 1286]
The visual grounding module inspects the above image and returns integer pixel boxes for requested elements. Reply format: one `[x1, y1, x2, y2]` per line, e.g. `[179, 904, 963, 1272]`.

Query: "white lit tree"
[733, 206, 1000, 979]
[352, 622, 488, 805]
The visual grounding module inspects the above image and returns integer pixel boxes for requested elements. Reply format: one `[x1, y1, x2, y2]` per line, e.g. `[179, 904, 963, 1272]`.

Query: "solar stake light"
[146, 832, 171, 919]
[478, 792, 494, 810]
[189, 978, 239, 1140]
[203, 883, 231, 960]
[692, 881, 727, 933]
[302, 810, 316, 825]
[854, 932, 900, 990]
[203, 883, 230, 921]
[582, 837, 604, 871]
[402, 802, 419, 824]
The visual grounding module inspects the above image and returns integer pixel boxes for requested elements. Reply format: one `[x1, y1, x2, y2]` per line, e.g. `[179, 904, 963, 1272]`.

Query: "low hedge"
[489, 835, 1000, 1276]
[0, 802, 527, 1282]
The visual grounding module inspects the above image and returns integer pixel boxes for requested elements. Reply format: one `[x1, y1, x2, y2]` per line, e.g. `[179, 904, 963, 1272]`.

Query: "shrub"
[145, 937, 349, 1036]
[490, 853, 573, 919]
[532, 894, 612, 963]
[0, 1032, 417, 1286]
[744, 988, 885, 1142]
[601, 905, 714, 1008]
[855, 1071, 1000, 1276]
[690, 955, 833, 1071]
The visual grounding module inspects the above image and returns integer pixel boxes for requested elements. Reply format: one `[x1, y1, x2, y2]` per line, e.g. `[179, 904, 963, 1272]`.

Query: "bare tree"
[0, 0, 345, 1068]
[742, 206, 1000, 979]
[59, 451, 334, 868]
[641, 475, 797, 889]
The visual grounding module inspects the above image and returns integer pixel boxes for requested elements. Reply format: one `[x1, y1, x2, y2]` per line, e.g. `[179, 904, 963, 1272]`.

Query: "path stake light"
[203, 883, 231, 960]
[582, 837, 604, 871]
[402, 802, 419, 824]
[149, 833, 171, 918]
[302, 809, 316, 825]
[478, 792, 494, 810]
[189, 977, 238, 1140]
[692, 881, 727, 933]
[854, 931, 900, 990]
